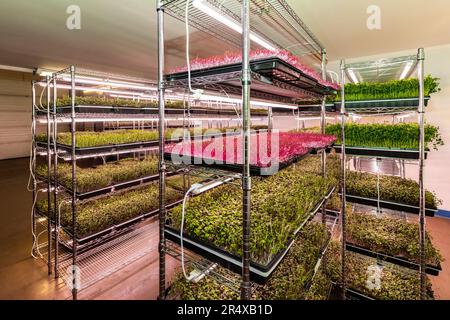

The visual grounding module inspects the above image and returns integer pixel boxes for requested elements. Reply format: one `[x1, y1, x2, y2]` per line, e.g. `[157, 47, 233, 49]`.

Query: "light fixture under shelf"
[399, 61, 414, 80]
[197, 94, 297, 110]
[192, 0, 277, 51]
[347, 69, 359, 84]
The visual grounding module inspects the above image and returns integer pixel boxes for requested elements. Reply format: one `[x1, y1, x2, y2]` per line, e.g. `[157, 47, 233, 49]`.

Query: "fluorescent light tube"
[60, 75, 157, 91]
[349, 113, 362, 120]
[347, 69, 359, 84]
[297, 117, 334, 121]
[396, 113, 414, 120]
[39, 81, 295, 109]
[38, 82, 146, 96]
[192, 0, 277, 51]
[110, 94, 183, 101]
[252, 100, 297, 110]
[192, 176, 239, 195]
[399, 62, 414, 80]
[0, 65, 35, 73]
[197, 94, 297, 110]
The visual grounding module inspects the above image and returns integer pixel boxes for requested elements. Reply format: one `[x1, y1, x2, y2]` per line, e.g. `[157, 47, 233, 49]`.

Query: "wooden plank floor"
[427, 217, 450, 300]
[0, 157, 180, 300]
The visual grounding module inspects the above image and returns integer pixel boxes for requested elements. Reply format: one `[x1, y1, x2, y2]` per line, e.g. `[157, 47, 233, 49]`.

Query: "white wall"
[328, 43, 450, 210]
[0, 70, 35, 160]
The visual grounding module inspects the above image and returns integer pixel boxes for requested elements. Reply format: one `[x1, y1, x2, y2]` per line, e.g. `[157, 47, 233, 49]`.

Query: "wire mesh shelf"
[166, 67, 324, 103]
[165, 241, 243, 294]
[162, 0, 324, 62]
[57, 221, 159, 292]
[346, 55, 418, 83]
[166, 163, 243, 184]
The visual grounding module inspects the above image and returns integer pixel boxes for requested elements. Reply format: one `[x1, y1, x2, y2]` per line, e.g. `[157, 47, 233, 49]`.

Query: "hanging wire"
[376, 158, 381, 215]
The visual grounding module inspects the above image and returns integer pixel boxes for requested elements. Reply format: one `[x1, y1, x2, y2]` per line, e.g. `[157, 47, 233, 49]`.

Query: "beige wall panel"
[0, 71, 34, 160]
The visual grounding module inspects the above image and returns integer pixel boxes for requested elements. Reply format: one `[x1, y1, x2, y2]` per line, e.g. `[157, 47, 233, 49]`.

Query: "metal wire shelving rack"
[156, 0, 339, 300]
[30, 67, 212, 300]
[165, 209, 340, 298]
[30, 64, 284, 300]
[338, 49, 433, 300]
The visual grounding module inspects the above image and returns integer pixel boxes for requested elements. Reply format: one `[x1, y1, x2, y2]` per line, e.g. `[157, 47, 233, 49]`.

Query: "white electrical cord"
[180, 183, 203, 281]
[27, 124, 36, 192]
[219, 89, 242, 125]
[34, 229, 47, 255]
[30, 78, 56, 259]
[32, 198, 67, 260]
[29, 109, 40, 258]
[30, 189, 41, 259]
[185, 0, 203, 99]
[29, 80, 53, 195]
[38, 81, 50, 111]
[376, 159, 381, 214]
[328, 70, 339, 84]
[28, 84, 48, 192]
[185, 1, 243, 126]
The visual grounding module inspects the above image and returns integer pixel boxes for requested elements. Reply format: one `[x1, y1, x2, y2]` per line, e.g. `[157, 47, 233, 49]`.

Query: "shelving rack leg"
[417, 48, 426, 299]
[339, 60, 347, 299]
[45, 75, 52, 275]
[69, 65, 78, 300]
[157, 0, 167, 300]
[340, 48, 428, 300]
[31, 81, 37, 258]
[320, 48, 328, 268]
[157, 0, 333, 301]
[52, 76, 60, 278]
[320, 49, 327, 177]
[268, 106, 273, 133]
[241, 0, 252, 301]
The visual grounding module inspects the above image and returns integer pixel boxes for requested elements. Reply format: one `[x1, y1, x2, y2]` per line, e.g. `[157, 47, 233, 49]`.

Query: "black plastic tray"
[164, 150, 314, 176]
[166, 57, 337, 95]
[345, 194, 437, 217]
[251, 58, 334, 95]
[37, 140, 160, 156]
[37, 106, 267, 116]
[330, 145, 427, 160]
[345, 243, 441, 276]
[298, 103, 336, 113]
[329, 283, 374, 301]
[164, 186, 335, 284]
[37, 131, 243, 157]
[334, 96, 430, 109]
[165, 226, 294, 284]
[38, 173, 156, 200]
[54, 170, 181, 201]
[39, 106, 155, 115]
[37, 198, 184, 251]
[344, 288, 374, 301]
[164, 139, 332, 176]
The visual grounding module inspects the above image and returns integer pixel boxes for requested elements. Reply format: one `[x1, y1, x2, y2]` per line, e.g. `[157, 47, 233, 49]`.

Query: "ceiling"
[0, 0, 449, 79]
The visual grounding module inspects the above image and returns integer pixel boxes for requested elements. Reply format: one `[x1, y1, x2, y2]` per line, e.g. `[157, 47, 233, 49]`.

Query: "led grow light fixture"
[109, 93, 183, 102]
[37, 82, 133, 95]
[349, 113, 362, 121]
[197, 94, 297, 110]
[399, 61, 414, 80]
[296, 116, 335, 121]
[396, 113, 415, 120]
[38, 82, 151, 96]
[192, 0, 277, 51]
[37, 69, 53, 77]
[59, 75, 158, 91]
[112, 92, 297, 109]
[347, 69, 359, 84]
